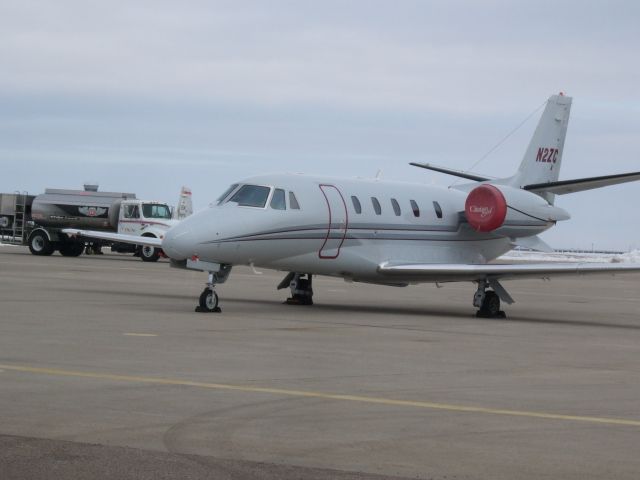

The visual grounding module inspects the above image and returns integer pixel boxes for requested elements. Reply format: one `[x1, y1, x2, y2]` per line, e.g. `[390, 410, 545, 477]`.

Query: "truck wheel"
[29, 231, 54, 256]
[59, 241, 84, 257]
[140, 245, 160, 262]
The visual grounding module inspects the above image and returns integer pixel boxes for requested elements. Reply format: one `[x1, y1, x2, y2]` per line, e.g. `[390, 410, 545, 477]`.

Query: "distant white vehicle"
[65, 94, 640, 316]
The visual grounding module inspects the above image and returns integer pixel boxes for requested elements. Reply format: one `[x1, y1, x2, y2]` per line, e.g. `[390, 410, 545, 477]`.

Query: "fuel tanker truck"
[24, 185, 178, 261]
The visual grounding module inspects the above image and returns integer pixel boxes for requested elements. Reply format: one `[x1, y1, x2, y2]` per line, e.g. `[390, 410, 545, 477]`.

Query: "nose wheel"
[195, 269, 227, 313]
[197, 288, 220, 313]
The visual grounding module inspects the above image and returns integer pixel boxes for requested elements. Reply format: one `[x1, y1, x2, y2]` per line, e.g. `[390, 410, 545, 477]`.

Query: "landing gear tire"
[476, 291, 506, 318]
[59, 241, 84, 257]
[285, 274, 314, 305]
[28, 231, 54, 256]
[196, 288, 221, 313]
[140, 245, 160, 262]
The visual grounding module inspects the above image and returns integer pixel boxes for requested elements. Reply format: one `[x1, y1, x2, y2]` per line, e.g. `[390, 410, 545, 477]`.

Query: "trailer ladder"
[0, 191, 28, 245]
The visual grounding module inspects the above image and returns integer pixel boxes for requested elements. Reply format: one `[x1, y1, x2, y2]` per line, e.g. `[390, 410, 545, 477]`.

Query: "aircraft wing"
[62, 229, 163, 247]
[377, 262, 640, 283]
[409, 162, 493, 182]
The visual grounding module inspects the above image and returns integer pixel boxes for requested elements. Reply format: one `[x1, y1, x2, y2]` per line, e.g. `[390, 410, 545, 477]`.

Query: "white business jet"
[65, 94, 640, 317]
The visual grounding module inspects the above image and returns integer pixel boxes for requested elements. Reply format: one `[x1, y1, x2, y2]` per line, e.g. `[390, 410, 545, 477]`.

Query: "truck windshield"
[142, 203, 172, 219]
[228, 185, 271, 208]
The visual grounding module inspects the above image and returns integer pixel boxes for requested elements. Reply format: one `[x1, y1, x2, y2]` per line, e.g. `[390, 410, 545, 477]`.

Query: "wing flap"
[378, 262, 640, 282]
[62, 229, 163, 247]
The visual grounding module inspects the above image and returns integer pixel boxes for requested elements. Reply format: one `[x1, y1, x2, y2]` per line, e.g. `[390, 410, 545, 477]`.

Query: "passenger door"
[318, 184, 348, 259]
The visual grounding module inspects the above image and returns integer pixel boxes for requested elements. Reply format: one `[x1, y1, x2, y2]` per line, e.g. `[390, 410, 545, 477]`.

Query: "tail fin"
[506, 93, 572, 203]
[173, 186, 193, 220]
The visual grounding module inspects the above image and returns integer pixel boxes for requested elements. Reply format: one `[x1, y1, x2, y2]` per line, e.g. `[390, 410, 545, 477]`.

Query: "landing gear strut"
[278, 272, 314, 305]
[474, 279, 507, 318]
[195, 270, 228, 313]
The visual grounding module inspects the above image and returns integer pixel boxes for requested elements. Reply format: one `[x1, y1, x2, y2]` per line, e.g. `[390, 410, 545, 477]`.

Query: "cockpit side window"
[289, 191, 300, 210]
[228, 185, 271, 208]
[217, 184, 239, 205]
[270, 188, 286, 210]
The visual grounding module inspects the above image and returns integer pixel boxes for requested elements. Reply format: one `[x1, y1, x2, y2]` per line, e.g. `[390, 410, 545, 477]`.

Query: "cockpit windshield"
[216, 184, 239, 205]
[142, 203, 172, 219]
[227, 185, 271, 208]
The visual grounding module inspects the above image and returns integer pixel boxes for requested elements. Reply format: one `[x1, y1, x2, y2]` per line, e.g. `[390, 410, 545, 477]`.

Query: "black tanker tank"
[31, 188, 136, 231]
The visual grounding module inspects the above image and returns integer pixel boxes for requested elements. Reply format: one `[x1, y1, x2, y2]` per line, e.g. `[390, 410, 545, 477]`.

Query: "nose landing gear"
[194, 265, 232, 313]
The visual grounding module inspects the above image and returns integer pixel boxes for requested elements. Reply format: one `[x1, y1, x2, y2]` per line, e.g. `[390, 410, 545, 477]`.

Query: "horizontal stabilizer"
[378, 262, 640, 283]
[409, 162, 492, 182]
[523, 171, 640, 195]
[62, 229, 163, 247]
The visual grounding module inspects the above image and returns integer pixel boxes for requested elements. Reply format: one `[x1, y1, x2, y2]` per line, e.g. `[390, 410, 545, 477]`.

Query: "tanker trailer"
[27, 186, 177, 261]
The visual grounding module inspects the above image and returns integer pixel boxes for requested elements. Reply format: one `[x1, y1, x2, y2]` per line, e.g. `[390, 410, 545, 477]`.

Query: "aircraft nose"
[162, 223, 195, 260]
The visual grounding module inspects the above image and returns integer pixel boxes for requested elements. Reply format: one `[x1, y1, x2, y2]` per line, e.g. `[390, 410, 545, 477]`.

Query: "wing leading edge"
[377, 262, 640, 283]
[62, 228, 163, 247]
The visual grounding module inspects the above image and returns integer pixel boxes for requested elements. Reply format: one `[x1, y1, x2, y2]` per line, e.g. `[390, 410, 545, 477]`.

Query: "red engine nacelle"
[464, 183, 570, 236]
[464, 184, 508, 232]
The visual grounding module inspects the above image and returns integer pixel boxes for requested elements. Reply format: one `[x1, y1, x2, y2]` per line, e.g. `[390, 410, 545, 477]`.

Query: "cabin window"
[270, 189, 286, 210]
[371, 197, 382, 215]
[142, 203, 171, 219]
[391, 198, 401, 216]
[217, 184, 238, 205]
[123, 204, 140, 219]
[433, 201, 443, 219]
[410, 200, 420, 217]
[228, 184, 271, 208]
[351, 196, 362, 214]
[289, 192, 300, 210]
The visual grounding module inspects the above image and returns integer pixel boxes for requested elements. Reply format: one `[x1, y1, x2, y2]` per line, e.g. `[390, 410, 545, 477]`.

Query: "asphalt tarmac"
[1, 246, 639, 479]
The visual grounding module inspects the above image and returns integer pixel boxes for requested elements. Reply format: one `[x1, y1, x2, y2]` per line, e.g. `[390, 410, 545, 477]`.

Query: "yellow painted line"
[123, 333, 158, 337]
[1, 364, 639, 428]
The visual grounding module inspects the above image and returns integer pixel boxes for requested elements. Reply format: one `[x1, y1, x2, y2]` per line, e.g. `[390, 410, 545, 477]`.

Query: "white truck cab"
[117, 200, 179, 261]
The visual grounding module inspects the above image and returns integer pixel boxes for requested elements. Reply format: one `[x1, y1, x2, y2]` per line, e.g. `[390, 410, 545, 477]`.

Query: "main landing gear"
[278, 272, 314, 305]
[195, 265, 232, 313]
[473, 278, 513, 318]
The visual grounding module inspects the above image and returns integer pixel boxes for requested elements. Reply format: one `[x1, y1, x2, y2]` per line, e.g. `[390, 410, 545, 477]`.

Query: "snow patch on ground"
[499, 250, 640, 263]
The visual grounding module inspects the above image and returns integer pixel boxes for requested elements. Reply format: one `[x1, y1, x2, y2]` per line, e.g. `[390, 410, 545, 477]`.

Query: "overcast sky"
[1, 0, 639, 250]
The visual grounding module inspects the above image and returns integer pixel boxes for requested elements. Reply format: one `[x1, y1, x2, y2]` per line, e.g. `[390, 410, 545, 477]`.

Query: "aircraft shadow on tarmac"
[73, 287, 640, 332]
